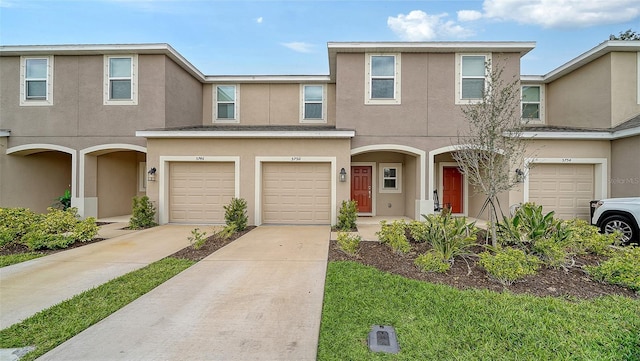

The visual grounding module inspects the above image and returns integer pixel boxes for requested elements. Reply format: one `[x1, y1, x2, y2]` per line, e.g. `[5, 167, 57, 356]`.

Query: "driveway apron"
[0, 225, 195, 329]
[39, 225, 330, 361]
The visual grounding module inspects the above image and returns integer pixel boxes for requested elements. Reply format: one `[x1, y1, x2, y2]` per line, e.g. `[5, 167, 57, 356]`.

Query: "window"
[379, 163, 402, 193]
[104, 55, 138, 105]
[214, 85, 238, 122]
[521, 85, 544, 123]
[20, 56, 53, 106]
[365, 54, 401, 105]
[456, 53, 490, 104]
[301, 85, 326, 123]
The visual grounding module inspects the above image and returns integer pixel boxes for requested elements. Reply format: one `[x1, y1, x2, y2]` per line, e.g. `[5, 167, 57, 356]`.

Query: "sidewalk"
[38, 226, 330, 361]
[0, 224, 195, 329]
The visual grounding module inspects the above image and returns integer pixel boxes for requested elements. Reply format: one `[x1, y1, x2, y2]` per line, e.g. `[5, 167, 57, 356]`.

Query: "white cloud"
[457, 10, 483, 22]
[479, 0, 640, 28]
[256, 17, 263, 24]
[281, 42, 315, 53]
[387, 10, 474, 41]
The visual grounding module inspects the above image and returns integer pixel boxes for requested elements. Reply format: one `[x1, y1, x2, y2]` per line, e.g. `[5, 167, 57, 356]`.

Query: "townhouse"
[1, 40, 638, 225]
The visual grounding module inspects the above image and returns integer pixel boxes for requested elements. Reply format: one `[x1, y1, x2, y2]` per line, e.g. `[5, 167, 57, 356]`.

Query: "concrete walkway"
[39, 225, 330, 361]
[0, 224, 195, 329]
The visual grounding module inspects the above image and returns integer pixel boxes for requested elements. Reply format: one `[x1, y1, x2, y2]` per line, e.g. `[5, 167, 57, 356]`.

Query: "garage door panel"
[262, 162, 331, 224]
[529, 164, 594, 221]
[170, 162, 235, 223]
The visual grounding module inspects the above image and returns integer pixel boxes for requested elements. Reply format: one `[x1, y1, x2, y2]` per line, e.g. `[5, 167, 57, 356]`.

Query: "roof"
[136, 125, 355, 139]
[518, 115, 640, 140]
[521, 40, 640, 83]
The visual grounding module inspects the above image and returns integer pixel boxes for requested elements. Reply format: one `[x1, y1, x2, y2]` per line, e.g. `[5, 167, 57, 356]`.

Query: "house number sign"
[561, 158, 572, 163]
[291, 156, 302, 161]
[195, 156, 205, 161]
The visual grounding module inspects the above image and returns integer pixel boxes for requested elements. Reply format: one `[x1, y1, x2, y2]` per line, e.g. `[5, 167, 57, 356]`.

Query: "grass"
[318, 261, 640, 361]
[0, 257, 195, 361]
[0, 252, 45, 267]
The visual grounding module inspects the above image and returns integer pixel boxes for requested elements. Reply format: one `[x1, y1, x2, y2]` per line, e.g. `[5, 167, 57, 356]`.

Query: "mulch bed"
[169, 226, 256, 261]
[0, 238, 107, 256]
[328, 239, 638, 300]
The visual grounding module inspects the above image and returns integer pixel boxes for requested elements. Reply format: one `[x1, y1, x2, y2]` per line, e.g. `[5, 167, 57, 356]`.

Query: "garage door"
[169, 162, 235, 223]
[529, 164, 594, 220]
[263, 162, 331, 224]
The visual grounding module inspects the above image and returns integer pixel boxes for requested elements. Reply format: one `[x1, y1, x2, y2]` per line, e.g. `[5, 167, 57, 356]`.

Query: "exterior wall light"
[147, 167, 157, 182]
[339, 167, 347, 182]
[515, 168, 525, 183]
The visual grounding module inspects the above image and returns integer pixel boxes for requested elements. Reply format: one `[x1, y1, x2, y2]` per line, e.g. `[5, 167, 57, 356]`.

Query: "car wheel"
[600, 215, 637, 245]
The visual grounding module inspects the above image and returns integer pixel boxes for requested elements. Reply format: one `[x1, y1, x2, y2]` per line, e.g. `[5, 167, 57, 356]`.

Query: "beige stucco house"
[1, 40, 638, 225]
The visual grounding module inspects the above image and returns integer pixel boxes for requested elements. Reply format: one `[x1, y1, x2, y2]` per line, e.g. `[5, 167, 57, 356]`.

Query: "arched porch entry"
[428, 145, 511, 220]
[350, 144, 426, 219]
[80, 144, 147, 219]
[5, 144, 76, 213]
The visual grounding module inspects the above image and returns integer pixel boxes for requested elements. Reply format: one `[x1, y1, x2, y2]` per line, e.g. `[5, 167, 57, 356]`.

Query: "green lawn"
[0, 252, 45, 267]
[318, 261, 640, 361]
[0, 257, 195, 361]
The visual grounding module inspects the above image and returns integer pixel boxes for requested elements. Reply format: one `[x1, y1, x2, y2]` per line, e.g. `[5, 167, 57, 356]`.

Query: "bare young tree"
[452, 61, 528, 246]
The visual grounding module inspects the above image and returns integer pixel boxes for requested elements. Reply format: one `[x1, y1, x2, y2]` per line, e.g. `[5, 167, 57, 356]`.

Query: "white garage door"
[262, 162, 331, 224]
[529, 163, 594, 220]
[169, 162, 235, 223]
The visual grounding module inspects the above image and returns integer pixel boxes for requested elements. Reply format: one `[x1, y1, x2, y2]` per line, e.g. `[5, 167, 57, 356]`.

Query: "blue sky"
[1, 0, 639, 76]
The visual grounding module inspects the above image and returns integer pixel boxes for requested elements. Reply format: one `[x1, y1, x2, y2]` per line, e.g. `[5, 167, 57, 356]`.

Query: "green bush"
[376, 220, 410, 254]
[0, 208, 38, 247]
[566, 219, 618, 255]
[479, 247, 540, 286]
[21, 208, 98, 250]
[336, 200, 358, 231]
[408, 220, 429, 243]
[52, 189, 72, 210]
[585, 247, 640, 292]
[188, 228, 208, 249]
[336, 232, 361, 256]
[415, 251, 451, 273]
[531, 237, 571, 268]
[224, 197, 247, 232]
[129, 196, 157, 230]
[420, 214, 478, 264]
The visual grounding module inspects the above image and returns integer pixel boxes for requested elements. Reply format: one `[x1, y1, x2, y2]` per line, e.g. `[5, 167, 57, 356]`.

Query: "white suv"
[591, 197, 640, 245]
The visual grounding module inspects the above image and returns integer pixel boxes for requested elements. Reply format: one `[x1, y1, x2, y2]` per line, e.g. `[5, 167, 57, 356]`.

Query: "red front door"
[443, 167, 463, 213]
[351, 166, 372, 213]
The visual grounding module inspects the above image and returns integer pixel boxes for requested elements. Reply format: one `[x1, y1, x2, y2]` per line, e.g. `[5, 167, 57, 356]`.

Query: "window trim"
[379, 162, 402, 193]
[455, 53, 491, 105]
[214, 84, 239, 123]
[300, 84, 327, 123]
[521, 84, 545, 124]
[104, 55, 138, 105]
[20, 56, 53, 106]
[365, 53, 401, 105]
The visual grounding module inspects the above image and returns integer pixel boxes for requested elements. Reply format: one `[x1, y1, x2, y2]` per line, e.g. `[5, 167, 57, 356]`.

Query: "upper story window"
[20, 56, 53, 106]
[104, 55, 138, 105]
[300, 84, 326, 123]
[456, 53, 491, 104]
[214, 85, 239, 123]
[521, 85, 544, 124]
[365, 54, 401, 105]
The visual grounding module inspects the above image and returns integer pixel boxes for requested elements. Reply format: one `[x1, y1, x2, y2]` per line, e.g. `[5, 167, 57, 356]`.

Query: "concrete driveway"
[0, 225, 195, 329]
[39, 225, 330, 361]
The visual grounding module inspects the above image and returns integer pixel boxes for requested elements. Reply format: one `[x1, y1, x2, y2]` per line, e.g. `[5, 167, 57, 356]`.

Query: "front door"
[351, 166, 372, 213]
[443, 166, 463, 213]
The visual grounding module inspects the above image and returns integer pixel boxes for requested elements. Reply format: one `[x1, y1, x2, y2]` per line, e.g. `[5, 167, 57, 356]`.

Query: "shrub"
[336, 200, 358, 231]
[21, 208, 98, 250]
[52, 189, 72, 210]
[188, 228, 208, 249]
[566, 219, 618, 255]
[336, 232, 361, 256]
[129, 196, 157, 229]
[224, 197, 247, 232]
[408, 220, 429, 243]
[585, 247, 640, 292]
[420, 213, 478, 264]
[531, 237, 571, 268]
[415, 251, 451, 273]
[479, 247, 540, 286]
[376, 220, 410, 254]
[0, 208, 38, 247]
